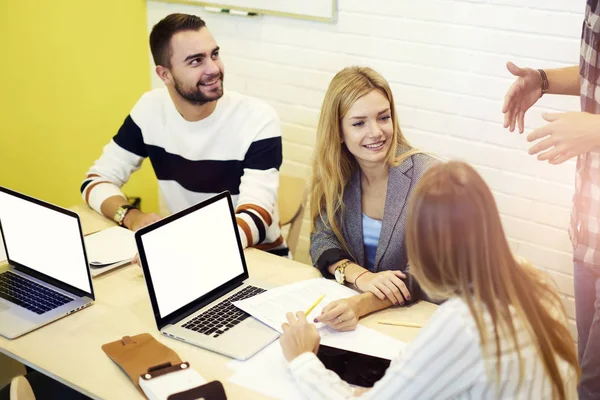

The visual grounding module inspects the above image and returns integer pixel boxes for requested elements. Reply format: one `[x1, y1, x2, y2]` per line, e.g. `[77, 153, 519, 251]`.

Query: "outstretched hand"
[527, 112, 600, 164]
[502, 61, 543, 134]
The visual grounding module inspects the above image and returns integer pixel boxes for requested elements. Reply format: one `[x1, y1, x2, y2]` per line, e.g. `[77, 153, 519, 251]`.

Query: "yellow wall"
[0, 0, 158, 212]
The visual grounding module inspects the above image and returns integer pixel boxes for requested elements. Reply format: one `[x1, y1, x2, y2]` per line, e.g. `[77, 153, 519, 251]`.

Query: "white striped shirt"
[81, 89, 287, 253]
[289, 298, 577, 399]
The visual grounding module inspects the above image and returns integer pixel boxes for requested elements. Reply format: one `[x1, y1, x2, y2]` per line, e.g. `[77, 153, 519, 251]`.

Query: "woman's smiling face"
[340, 89, 393, 167]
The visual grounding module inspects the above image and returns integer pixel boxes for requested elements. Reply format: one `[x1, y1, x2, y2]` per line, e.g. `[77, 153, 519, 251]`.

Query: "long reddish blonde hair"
[406, 161, 579, 399]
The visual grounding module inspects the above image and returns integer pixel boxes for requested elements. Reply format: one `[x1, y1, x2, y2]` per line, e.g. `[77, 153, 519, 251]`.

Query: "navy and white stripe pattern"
[288, 298, 577, 399]
[571, 0, 600, 266]
[81, 89, 286, 252]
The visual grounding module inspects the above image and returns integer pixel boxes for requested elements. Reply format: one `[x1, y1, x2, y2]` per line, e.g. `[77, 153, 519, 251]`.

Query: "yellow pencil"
[304, 294, 326, 315]
[377, 320, 422, 328]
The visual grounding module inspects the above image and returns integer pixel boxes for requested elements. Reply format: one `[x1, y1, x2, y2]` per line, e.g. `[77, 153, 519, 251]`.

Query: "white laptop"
[0, 186, 95, 339]
[135, 191, 279, 361]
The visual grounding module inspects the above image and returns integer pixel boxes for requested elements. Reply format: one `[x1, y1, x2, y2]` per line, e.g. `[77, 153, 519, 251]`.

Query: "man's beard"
[173, 73, 224, 105]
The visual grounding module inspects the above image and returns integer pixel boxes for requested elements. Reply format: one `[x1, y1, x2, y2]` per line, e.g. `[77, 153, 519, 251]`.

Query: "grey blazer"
[310, 152, 438, 281]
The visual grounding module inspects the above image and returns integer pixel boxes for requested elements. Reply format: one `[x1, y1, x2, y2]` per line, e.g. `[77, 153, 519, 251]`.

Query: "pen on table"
[377, 320, 422, 328]
[304, 294, 326, 316]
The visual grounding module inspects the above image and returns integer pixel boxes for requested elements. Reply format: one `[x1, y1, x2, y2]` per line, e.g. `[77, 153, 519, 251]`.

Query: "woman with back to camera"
[282, 161, 579, 399]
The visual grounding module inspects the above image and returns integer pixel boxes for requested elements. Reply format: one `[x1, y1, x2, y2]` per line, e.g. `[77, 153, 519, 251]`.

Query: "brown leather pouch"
[101, 333, 182, 395]
[102, 334, 227, 399]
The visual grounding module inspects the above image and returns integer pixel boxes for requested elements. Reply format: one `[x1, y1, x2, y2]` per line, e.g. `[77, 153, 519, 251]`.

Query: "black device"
[316, 345, 391, 388]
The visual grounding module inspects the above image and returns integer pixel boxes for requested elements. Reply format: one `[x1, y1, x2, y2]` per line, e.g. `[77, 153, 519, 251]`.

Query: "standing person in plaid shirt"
[502, 1, 600, 398]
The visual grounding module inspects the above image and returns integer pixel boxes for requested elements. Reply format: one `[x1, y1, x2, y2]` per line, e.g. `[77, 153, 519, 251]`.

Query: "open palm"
[502, 62, 543, 133]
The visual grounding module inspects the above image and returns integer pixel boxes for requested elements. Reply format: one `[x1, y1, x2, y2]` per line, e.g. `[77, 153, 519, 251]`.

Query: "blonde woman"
[309, 66, 437, 331]
[281, 161, 579, 399]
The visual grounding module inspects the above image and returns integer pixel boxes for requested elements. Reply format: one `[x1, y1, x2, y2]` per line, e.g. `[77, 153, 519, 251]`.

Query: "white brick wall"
[148, 0, 586, 334]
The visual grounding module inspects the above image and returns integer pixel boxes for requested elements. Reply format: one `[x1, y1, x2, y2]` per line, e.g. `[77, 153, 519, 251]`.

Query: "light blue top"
[362, 213, 383, 271]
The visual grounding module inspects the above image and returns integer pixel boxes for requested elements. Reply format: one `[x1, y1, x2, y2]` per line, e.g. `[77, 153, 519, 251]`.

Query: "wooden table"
[0, 205, 437, 399]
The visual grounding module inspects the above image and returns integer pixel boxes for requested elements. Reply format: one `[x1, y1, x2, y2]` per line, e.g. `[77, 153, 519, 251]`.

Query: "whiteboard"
[155, 0, 336, 22]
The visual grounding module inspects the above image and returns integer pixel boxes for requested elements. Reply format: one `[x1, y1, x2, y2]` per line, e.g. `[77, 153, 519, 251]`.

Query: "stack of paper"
[228, 278, 407, 398]
[227, 325, 406, 399]
[233, 278, 360, 332]
[84, 226, 137, 277]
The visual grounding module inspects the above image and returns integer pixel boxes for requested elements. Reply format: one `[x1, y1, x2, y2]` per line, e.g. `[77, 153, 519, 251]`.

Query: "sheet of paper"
[319, 324, 406, 360]
[233, 278, 359, 333]
[227, 341, 307, 400]
[89, 259, 132, 277]
[227, 325, 406, 399]
[229, 277, 407, 399]
[84, 226, 136, 266]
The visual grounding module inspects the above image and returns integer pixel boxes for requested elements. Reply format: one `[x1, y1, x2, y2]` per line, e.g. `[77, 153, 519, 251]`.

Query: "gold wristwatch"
[113, 204, 136, 226]
[334, 260, 351, 285]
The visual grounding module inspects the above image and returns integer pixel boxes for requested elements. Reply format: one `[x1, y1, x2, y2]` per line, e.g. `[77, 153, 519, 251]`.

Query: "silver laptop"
[135, 191, 279, 361]
[0, 186, 94, 339]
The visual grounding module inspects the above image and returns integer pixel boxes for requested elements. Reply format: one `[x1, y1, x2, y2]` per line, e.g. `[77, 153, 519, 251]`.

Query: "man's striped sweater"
[81, 88, 287, 255]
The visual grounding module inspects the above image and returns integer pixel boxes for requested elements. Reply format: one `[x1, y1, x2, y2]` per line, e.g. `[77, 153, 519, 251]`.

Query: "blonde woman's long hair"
[406, 161, 579, 399]
[310, 66, 419, 254]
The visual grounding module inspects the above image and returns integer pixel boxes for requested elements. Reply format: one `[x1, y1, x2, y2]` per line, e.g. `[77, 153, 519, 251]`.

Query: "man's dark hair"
[150, 13, 206, 68]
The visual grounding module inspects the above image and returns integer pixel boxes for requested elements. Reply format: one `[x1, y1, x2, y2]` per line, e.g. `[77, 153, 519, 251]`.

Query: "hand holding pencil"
[304, 294, 326, 316]
[314, 298, 361, 332]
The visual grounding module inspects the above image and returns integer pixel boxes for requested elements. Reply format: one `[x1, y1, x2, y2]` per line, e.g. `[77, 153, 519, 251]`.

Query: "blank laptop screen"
[140, 197, 245, 318]
[0, 189, 91, 294]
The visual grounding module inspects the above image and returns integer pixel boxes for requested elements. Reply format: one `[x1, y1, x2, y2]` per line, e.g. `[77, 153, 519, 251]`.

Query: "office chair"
[9, 376, 35, 400]
[277, 174, 308, 258]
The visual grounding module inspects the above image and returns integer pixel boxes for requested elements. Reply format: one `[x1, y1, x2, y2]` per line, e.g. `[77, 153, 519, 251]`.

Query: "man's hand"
[314, 298, 360, 332]
[527, 112, 600, 164]
[124, 210, 161, 231]
[502, 61, 543, 133]
[280, 312, 321, 362]
[126, 211, 161, 268]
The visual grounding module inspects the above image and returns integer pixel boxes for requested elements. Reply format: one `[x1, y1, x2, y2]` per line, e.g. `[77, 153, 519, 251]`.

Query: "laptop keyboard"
[0, 271, 74, 315]
[182, 285, 266, 338]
